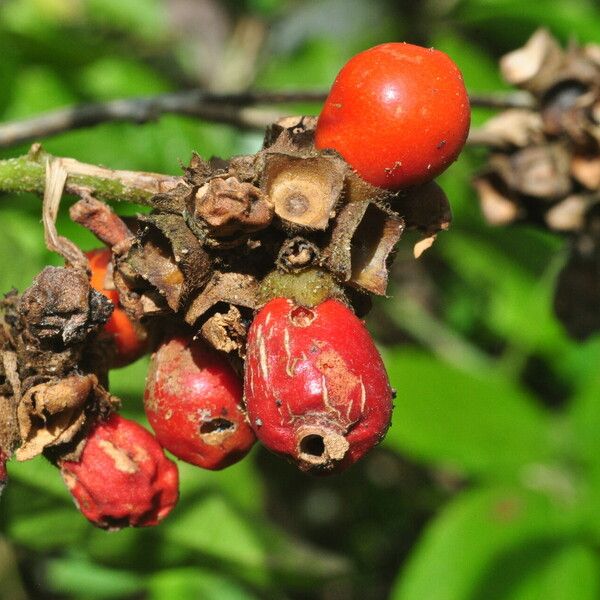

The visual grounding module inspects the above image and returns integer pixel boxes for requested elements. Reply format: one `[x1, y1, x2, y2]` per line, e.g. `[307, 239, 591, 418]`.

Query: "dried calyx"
[108, 116, 450, 349]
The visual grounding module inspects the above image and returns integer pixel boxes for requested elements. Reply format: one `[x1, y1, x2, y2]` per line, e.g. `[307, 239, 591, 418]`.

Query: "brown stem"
[0, 90, 535, 149]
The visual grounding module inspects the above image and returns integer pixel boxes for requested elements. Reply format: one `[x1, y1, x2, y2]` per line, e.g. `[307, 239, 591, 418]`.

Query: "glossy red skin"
[144, 336, 256, 471]
[60, 415, 179, 529]
[315, 42, 471, 189]
[87, 248, 147, 367]
[244, 298, 393, 473]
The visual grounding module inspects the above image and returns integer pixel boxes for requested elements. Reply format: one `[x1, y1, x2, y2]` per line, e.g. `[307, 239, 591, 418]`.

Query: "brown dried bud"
[190, 177, 273, 239]
[19, 267, 113, 348]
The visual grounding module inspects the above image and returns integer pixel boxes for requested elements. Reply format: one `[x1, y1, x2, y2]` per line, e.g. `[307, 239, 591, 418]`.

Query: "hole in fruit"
[289, 306, 316, 327]
[285, 193, 309, 216]
[199, 418, 234, 434]
[299, 434, 325, 457]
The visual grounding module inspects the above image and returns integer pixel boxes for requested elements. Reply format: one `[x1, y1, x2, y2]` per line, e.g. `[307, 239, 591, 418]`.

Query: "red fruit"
[315, 42, 471, 189]
[144, 335, 256, 471]
[244, 298, 393, 473]
[60, 414, 179, 529]
[86, 248, 147, 367]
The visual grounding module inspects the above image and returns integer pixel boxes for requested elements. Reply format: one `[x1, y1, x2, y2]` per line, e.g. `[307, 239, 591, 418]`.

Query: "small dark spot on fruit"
[199, 418, 234, 434]
[437, 140, 446, 149]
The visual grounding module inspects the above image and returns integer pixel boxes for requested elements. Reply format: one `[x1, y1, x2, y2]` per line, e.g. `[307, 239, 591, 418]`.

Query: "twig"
[0, 144, 180, 205]
[0, 89, 535, 149]
[469, 91, 536, 110]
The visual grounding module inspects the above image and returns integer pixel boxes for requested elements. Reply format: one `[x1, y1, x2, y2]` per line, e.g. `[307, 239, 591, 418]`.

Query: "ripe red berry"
[315, 42, 471, 189]
[244, 298, 393, 473]
[59, 414, 179, 529]
[86, 248, 147, 367]
[144, 335, 256, 471]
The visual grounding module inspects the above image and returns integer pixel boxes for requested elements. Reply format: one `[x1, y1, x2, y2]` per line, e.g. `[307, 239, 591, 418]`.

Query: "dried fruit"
[144, 335, 255, 470]
[244, 297, 393, 473]
[315, 42, 471, 189]
[59, 414, 179, 529]
[87, 248, 147, 367]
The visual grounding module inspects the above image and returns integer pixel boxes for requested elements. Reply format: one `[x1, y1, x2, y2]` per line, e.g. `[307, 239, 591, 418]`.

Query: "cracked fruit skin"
[315, 42, 471, 189]
[59, 414, 179, 530]
[244, 298, 393, 473]
[87, 248, 147, 367]
[144, 335, 256, 471]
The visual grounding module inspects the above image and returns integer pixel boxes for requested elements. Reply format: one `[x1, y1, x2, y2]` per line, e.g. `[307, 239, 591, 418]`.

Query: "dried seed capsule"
[144, 335, 256, 470]
[244, 298, 393, 473]
[59, 415, 179, 530]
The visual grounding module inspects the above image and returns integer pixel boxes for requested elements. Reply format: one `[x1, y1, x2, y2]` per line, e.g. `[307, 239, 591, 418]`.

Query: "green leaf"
[45, 555, 145, 599]
[390, 486, 579, 600]
[148, 568, 259, 600]
[438, 233, 566, 356]
[163, 491, 348, 586]
[0, 209, 48, 292]
[7, 507, 87, 551]
[163, 493, 267, 570]
[384, 349, 552, 479]
[6, 457, 72, 501]
[499, 543, 600, 600]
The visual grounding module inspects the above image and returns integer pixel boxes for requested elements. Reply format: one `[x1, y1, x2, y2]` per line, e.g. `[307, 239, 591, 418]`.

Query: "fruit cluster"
[0, 43, 469, 529]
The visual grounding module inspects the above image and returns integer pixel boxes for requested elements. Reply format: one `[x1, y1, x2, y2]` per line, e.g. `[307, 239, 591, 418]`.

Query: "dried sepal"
[571, 154, 600, 190]
[348, 204, 404, 295]
[0, 352, 20, 457]
[199, 305, 247, 355]
[488, 144, 572, 200]
[473, 176, 523, 226]
[545, 195, 596, 232]
[260, 152, 346, 229]
[185, 272, 260, 325]
[124, 215, 212, 312]
[500, 28, 564, 94]
[395, 181, 452, 235]
[469, 109, 545, 150]
[15, 374, 117, 461]
[321, 201, 403, 295]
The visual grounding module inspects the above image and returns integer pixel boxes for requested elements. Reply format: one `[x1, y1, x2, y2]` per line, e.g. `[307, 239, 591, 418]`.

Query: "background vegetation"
[2, 0, 600, 598]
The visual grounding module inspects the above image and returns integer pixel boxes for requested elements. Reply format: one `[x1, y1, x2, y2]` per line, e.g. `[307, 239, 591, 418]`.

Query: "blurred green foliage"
[2, 1, 600, 599]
